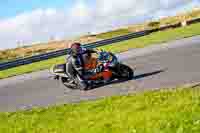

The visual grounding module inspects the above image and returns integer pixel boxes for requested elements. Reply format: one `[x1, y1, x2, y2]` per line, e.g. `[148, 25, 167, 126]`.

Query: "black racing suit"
[66, 48, 97, 81]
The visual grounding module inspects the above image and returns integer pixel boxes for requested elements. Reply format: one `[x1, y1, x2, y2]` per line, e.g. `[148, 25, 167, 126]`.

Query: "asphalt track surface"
[1, 36, 200, 112]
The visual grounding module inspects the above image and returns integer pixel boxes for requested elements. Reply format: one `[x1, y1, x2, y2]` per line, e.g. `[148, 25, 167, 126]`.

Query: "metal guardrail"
[0, 30, 149, 71]
[1, 17, 200, 71]
[187, 18, 200, 25]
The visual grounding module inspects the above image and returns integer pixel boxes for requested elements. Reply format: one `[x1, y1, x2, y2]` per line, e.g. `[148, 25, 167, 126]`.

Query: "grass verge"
[100, 22, 200, 53]
[95, 29, 131, 39]
[1, 22, 200, 79]
[1, 85, 200, 132]
[0, 56, 65, 79]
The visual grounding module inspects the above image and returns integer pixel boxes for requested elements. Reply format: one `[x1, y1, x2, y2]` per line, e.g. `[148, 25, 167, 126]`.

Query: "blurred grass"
[100, 22, 200, 53]
[0, 56, 65, 79]
[96, 29, 131, 39]
[1, 22, 200, 79]
[1, 86, 200, 133]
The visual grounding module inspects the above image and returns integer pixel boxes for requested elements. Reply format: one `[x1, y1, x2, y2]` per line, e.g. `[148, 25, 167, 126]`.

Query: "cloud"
[0, 0, 200, 50]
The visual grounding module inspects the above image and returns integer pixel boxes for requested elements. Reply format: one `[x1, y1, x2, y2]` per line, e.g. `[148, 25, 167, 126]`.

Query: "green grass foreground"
[1, 23, 200, 79]
[1, 86, 200, 133]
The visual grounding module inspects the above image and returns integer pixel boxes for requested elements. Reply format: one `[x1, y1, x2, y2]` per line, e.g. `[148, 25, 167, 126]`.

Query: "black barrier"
[187, 18, 200, 25]
[0, 30, 149, 71]
[1, 17, 200, 71]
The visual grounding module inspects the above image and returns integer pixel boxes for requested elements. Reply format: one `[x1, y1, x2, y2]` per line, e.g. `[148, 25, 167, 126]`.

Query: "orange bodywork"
[84, 57, 112, 80]
[84, 57, 97, 70]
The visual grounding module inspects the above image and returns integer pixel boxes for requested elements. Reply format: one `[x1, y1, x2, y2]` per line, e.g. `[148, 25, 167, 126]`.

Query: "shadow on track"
[88, 69, 166, 90]
[133, 69, 165, 80]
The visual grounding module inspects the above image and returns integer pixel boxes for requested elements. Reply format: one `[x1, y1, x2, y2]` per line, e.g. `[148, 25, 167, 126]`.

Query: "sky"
[0, 0, 200, 50]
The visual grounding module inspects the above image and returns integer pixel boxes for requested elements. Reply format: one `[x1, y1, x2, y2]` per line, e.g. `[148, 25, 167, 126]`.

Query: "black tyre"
[118, 64, 134, 80]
